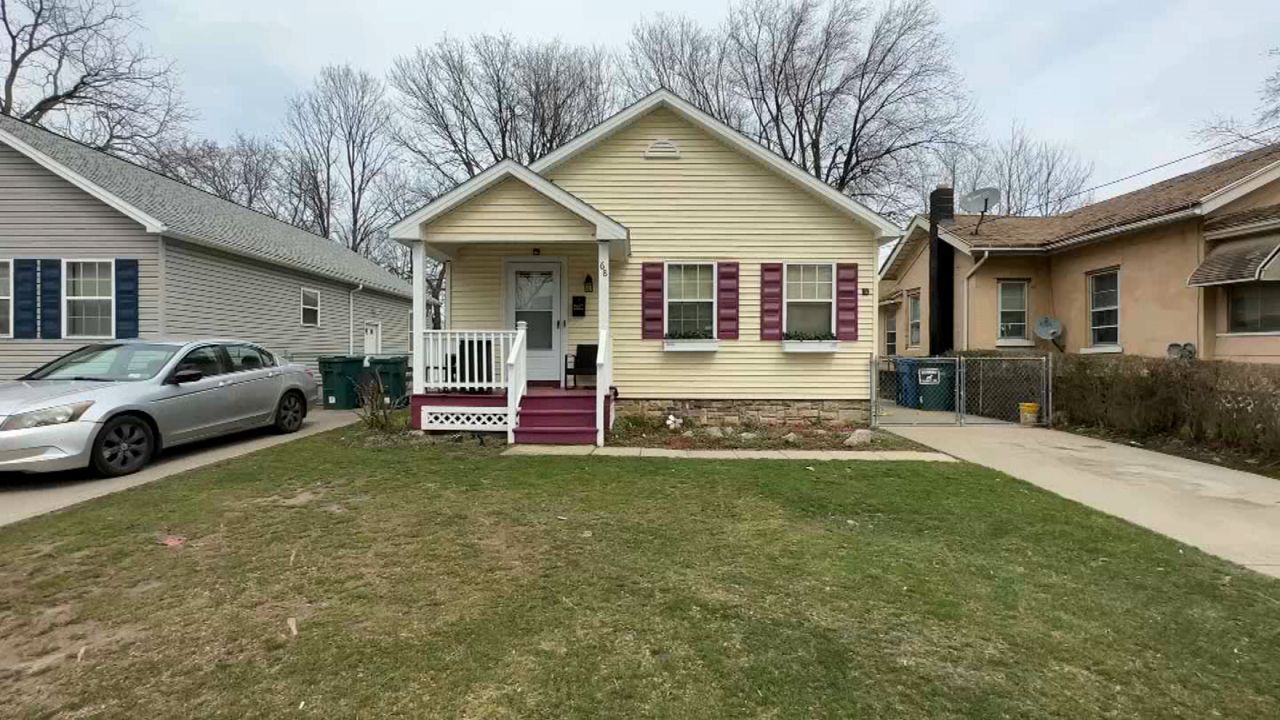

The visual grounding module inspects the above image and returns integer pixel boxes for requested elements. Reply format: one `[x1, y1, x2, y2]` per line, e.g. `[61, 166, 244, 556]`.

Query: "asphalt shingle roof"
[0, 115, 410, 298]
[1188, 234, 1280, 286]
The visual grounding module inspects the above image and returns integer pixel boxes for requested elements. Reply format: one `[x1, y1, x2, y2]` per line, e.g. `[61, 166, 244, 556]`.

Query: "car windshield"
[23, 343, 181, 382]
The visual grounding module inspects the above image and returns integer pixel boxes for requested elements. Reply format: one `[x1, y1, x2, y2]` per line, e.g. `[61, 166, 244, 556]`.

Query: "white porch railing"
[421, 329, 520, 391]
[506, 322, 528, 444]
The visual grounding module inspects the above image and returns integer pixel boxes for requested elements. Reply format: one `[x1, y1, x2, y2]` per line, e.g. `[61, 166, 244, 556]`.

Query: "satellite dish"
[959, 187, 1002, 214]
[1034, 316, 1063, 340]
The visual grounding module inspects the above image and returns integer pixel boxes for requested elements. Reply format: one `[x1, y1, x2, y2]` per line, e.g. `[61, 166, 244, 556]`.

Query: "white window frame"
[62, 258, 116, 340]
[300, 287, 321, 327]
[782, 262, 837, 339]
[885, 323, 897, 356]
[662, 261, 717, 343]
[997, 279, 1029, 341]
[1088, 268, 1120, 349]
[0, 259, 12, 339]
[907, 292, 922, 347]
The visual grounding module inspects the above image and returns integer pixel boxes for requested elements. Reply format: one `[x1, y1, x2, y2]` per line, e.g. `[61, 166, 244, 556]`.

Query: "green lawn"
[2, 430, 1278, 719]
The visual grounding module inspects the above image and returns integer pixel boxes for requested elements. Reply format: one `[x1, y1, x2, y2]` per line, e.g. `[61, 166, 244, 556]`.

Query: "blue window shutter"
[38, 259, 61, 339]
[115, 259, 139, 339]
[13, 260, 38, 339]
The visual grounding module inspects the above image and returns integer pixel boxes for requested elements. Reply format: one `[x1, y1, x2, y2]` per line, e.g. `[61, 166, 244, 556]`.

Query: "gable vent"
[644, 138, 681, 160]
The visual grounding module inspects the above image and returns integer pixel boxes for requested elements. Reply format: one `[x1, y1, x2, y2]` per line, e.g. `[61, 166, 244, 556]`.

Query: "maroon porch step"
[520, 394, 595, 412]
[513, 426, 598, 444]
[518, 408, 596, 428]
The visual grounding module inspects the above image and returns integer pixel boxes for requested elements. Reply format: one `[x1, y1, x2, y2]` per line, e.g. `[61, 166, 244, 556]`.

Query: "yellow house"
[879, 144, 1280, 363]
[389, 90, 898, 445]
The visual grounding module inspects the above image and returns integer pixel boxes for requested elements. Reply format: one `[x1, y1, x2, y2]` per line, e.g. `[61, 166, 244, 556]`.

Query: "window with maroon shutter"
[783, 263, 835, 340]
[641, 262, 664, 339]
[760, 263, 783, 340]
[717, 262, 738, 339]
[835, 263, 859, 341]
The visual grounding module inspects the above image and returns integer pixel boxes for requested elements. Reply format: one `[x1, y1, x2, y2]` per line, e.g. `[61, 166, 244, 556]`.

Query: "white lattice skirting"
[420, 405, 509, 432]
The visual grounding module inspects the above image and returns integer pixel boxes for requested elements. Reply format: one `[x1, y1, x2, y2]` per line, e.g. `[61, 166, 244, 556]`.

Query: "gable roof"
[390, 89, 900, 243]
[935, 143, 1280, 251]
[0, 114, 411, 298]
[388, 159, 628, 245]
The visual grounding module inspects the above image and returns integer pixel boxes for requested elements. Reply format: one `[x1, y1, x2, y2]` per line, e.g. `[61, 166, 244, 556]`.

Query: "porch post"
[596, 239, 610, 446]
[411, 239, 427, 395]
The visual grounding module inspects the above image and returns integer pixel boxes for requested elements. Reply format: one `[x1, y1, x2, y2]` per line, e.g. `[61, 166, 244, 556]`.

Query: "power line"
[943, 121, 1280, 237]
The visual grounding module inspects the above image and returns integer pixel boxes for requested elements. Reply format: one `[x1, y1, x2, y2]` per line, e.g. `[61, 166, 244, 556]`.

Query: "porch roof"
[388, 160, 629, 255]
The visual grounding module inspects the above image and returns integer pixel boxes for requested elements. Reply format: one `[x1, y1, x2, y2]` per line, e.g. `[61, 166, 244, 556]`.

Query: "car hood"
[0, 380, 117, 416]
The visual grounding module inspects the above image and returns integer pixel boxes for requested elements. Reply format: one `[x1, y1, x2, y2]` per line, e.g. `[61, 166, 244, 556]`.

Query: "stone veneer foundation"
[616, 398, 870, 427]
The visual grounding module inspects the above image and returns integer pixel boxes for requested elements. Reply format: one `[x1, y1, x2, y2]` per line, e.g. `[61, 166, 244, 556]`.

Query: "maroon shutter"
[836, 263, 859, 341]
[760, 263, 783, 340]
[642, 262, 665, 339]
[717, 262, 739, 340]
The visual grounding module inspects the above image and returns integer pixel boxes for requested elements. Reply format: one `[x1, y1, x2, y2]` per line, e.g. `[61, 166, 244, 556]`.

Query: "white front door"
[509, 262, 562, 382]
[363, 322, 382, 354]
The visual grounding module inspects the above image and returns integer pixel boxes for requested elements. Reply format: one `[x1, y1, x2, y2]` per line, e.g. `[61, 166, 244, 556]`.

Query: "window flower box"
[664, 338, 719, 352]
[782, 340, 839, 353]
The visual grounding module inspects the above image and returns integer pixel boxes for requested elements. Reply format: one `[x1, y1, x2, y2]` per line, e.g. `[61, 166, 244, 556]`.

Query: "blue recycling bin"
[895, 358, 921, 408]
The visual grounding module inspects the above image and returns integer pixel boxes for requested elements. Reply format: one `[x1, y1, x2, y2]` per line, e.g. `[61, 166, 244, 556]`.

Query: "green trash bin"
[365, 356, 409, 407]
[318, 356, 365, 409]
[915, 361, 956, 411]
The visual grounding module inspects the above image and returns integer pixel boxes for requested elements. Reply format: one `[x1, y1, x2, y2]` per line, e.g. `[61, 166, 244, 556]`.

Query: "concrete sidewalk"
[0, 410, 358, 528]
[504, 445, 955, 462]
[889, 424, 1280, 579]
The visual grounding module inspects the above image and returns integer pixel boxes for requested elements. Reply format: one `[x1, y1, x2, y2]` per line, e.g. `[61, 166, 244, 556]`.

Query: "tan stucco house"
[390, 90, 898, 445]
[879, 143, 1280, 364]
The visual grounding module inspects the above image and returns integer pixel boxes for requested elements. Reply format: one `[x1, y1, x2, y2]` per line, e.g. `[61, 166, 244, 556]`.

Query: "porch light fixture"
[584, 274, 594, 293]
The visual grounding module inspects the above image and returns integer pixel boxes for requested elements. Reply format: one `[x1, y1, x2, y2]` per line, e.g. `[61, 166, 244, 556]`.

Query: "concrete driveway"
[889, 424, 1280, 579]
[0, 410, 357, 528]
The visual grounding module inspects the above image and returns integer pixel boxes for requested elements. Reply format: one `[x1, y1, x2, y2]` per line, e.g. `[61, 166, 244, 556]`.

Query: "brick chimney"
[929, 183, 955, 225]
[927, 183, 955, 354]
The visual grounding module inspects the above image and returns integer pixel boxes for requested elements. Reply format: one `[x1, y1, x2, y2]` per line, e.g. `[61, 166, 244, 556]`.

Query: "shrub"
[354, 374, 405, 433]
[1052, 355, 1280, 458]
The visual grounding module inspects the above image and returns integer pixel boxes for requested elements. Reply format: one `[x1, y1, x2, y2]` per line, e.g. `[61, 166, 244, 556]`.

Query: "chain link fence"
[872, 354, 1051, 427]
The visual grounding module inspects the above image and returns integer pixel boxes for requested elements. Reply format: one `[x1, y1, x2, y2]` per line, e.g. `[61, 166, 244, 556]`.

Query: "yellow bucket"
[1018, 402, 1040, 426]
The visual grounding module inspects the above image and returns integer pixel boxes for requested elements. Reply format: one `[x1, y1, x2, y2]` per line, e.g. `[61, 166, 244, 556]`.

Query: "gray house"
[0, 115, 412, 379]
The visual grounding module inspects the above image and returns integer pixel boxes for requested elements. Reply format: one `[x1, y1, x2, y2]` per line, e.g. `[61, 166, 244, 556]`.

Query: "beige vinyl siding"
[0, 143, 160, 379]
[427, 177, 595, 244]
[446, 243, 599, 350]
[547, 107, 876, 400]
[163, 239, 410, 368]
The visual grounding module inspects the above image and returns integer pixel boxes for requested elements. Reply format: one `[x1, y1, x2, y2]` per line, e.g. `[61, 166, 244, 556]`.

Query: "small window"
[224, 343, 276, 372]
[784, 263, 835, 339]
[1228, 282, 1280, 333]
[665, 263, 715, 339]
[998, 280, 1028, 340]
[908, 292, 921, 347]
[300, 288, 320, 327]
[176, 345, 227, 377]
[885, 323, 897, 356]
[0, 260, 11, 338]
[1088, 270, 1119, 346]
[65, 260, 114, 339]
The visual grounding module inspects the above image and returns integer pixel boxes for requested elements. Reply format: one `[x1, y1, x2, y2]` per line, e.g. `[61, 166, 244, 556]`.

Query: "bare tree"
[389, 34, 617, 190]
[148, 133, 284, 216]
[1, 0, 188, 158]
[1196, 48, 1280, 155]
[625, 0, 973, 219]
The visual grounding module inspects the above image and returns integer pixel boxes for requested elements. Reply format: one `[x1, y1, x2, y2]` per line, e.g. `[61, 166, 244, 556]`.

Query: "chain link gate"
[871, 354, 1052, 427]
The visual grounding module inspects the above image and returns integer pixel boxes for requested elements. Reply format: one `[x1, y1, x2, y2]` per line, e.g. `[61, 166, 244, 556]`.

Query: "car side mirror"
[170, 366, 203, 385]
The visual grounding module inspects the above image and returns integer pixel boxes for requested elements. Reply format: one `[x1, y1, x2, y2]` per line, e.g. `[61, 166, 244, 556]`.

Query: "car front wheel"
[91, 415, 155, 477]
[274, 392, 305, 433]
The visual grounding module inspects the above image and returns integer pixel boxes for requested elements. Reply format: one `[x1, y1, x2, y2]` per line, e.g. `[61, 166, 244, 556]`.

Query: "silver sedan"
[0, 339, 320, 476]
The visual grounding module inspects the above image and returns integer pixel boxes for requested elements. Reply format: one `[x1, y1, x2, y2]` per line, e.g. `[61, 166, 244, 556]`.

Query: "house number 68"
[598, 261, 608, 277]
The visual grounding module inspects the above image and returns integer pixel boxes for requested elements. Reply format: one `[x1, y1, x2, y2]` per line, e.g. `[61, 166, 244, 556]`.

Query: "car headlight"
[0, 401, 95, 431]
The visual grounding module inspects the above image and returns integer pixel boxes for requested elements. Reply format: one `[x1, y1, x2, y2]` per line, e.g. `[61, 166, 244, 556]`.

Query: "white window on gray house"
[0, 260, 10, 337]
[65, 260, 114, 338]
[885, 322, 897, 356]
[998, 280, 1028, 340]
[665, 263, 715, 339]
[300, 288, 320, 327]
[1228, 282, 1280, 333]
[908, 292, 921, 346]
[784, 263, 835, 338]
[1089, 269, 1119, 346]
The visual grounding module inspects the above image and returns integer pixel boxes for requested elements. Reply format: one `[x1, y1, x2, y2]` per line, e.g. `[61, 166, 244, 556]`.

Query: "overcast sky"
[137, 0, 1277, 199]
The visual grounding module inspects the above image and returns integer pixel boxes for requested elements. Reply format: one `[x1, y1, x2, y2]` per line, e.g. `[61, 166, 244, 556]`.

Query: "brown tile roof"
[945, 143, 1280, 250]
[1203, 202, 1280, 234]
